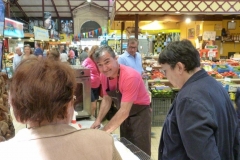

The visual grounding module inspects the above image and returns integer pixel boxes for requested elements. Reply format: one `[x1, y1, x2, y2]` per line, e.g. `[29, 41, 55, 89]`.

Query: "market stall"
[142, 56, 240, 126]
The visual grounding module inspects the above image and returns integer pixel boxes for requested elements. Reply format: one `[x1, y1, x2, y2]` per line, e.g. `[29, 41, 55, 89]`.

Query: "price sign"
[146, 66, 152, 71]
[224, 77, 231, 82]
[208, 51, 216, 57]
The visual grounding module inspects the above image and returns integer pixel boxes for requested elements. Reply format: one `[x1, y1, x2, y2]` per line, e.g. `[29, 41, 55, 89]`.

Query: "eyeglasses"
[128, 46, 137, 50]
[160, 69, 166, 75]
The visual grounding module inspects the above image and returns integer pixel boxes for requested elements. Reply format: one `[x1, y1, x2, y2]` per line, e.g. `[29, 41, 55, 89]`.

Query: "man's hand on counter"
[90, 121, 101, 129]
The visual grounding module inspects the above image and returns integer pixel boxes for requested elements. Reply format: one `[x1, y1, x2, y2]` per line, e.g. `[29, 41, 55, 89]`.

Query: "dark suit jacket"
[159, 69, 240, 160]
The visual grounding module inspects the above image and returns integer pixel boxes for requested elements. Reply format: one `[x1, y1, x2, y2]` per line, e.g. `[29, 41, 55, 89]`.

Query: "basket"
[151, 98, 172, 126]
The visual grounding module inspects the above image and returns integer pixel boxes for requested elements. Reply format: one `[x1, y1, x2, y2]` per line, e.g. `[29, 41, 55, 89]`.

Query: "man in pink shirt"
[91, 46, 151, 156]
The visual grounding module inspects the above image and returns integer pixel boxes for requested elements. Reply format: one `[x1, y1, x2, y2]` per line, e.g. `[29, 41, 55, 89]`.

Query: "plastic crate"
[217, 68, 229, 73]
[151, 98, 172, 126]
[151, 90, 173, 98]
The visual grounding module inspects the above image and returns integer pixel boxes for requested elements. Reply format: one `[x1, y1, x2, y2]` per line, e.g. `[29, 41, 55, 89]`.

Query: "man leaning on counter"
[91, 45, 152, 156]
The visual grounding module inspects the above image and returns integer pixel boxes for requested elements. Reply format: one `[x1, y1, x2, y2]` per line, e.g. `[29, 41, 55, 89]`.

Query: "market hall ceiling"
[7, 0, 240, 23]
[8, 0, 113, 22]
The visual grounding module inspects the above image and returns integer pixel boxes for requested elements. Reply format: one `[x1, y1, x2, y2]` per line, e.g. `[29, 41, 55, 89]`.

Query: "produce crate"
[217, 68, 230, 73]
[150, 89, 173, 98]
[151, 98, 172, 126]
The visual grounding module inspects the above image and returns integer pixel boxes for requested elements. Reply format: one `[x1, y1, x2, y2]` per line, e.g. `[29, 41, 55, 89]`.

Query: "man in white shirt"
[13, 47, 23, 71]
[59, 45, 68, 62]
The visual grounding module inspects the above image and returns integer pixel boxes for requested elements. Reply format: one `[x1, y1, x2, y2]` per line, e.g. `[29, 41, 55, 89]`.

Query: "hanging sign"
[34, 26, 49, 41]
[44, 12, 52, 30]
[4, 18, 24, 38]
[203, 31, 216, 41]
[0, 0, 4, 36]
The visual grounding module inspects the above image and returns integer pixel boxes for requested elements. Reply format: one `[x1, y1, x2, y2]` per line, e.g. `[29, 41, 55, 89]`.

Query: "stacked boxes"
[151, 98, 172, 126]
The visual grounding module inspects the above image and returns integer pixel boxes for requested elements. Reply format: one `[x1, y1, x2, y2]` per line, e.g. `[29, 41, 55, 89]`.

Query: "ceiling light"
[185, 18, 191, 23]
[175, 11, 180, 14]
[87, 0, 91, 2]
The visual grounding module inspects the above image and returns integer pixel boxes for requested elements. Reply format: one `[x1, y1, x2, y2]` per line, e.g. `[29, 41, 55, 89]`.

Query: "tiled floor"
[12, 109, 162, 160]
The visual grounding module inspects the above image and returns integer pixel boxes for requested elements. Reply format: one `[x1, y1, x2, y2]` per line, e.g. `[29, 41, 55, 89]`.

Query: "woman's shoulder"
[83, 58, 94, 65]
[74, 129, 113, 141]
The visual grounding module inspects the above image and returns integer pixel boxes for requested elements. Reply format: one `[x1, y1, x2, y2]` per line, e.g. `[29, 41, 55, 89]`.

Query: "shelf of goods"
[3, 52, 14, 68]
[148, 78, 240, 126]
[148, 64, 240, 126]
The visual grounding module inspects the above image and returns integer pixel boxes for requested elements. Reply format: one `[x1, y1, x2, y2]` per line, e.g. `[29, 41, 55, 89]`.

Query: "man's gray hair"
[127, 38, 139, 46]
[93, 45, 116, 61]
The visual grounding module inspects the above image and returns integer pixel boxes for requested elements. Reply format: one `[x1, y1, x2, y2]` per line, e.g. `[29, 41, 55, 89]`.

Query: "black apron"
[106, 69, 151, 156]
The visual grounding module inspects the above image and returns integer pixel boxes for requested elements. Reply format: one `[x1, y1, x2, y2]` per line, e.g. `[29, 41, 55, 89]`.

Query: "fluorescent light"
[87, 0, 91, 2]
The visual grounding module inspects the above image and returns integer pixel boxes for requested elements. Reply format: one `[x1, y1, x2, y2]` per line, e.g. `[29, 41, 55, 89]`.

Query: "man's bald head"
[15, 47, 22, 56]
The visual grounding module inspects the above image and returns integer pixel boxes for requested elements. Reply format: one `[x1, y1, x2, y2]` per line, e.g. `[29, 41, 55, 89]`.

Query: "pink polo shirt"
[100, 65, 150, 105]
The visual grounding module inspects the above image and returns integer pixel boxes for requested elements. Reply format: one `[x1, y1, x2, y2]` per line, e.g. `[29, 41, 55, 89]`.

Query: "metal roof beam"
[15, 1, 29, 21]
[67, 0, 73, 18]
[50, 0, 59, 19]
[14, 11, 72, 13]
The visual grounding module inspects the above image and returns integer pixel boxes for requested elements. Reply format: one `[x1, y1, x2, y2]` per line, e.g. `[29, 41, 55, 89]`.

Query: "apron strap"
[106, 66, 120, 92]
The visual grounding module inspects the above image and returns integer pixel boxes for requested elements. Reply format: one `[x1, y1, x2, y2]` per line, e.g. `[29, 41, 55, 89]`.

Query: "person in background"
[118, 38, 144, 76]
[12, 47, 23, 71]
[79, 47, 83, 55]
[0, 59, 122, 160]
[22, 44, 35, 60]
[158, 39, 240, 160]
[80, 47, 89, 63]
[74, 47, 79, 59]
[34, 43, 43, 59]
[47, 48, 60, 61]
[59, 45, 68, 63]
[68, 47, 75, 65]
[82, 45, 100, 116]
[91, 46, 151, 156]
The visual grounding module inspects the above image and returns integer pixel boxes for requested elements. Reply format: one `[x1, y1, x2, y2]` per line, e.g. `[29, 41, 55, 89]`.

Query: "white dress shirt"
[13, 53, 23, 71]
